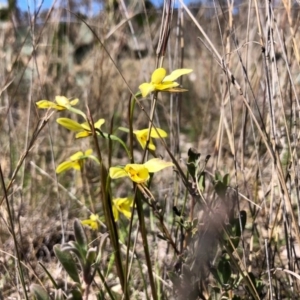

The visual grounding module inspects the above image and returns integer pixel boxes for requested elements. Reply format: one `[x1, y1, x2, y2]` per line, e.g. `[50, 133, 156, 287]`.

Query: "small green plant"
[31, 219, 110, 300]
[29, 66, 192, 299]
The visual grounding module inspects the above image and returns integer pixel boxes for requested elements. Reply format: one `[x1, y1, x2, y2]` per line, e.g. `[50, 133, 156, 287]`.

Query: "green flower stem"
[135, 187, 158, 300]
[129, 95, 136, 163]
[67, 106, 87, 119]
[142, 91, 158, 163]
[98, 130, 131, 159]
[123, 197, 134, 299]
[90, 113, 128, 299]
[100, 164, 127, 298]
[123, 94, 137, 295]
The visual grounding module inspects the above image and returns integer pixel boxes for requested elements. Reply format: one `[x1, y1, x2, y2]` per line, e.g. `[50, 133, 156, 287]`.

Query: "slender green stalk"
[135, 187, 157, 300]
[88, 108, 128, 299]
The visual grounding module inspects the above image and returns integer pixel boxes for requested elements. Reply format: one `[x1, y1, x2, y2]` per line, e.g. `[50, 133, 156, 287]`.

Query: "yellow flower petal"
[56, 161, 76, 173]
[69, 98, 79, 106]
[109, 167, 128, 179]
[80, 122, 91, 131]
[138, 134, 155, 150]
[139, 83, 155, 97]
[36, 100, 54, 109]
[155, 82, 179, 91]
[36, 96, 79, 111]
[56, 149, 93, 174]
[90, 213, 98, 221]
[94, 119, 105, 129]
[147, 140, 156, 151]
[143, 158, 173, 173]
[149, 128, 168, 138]
[84, 149, 93, 156]
[57, 118, 83, 131]
[55, 96, 71, 107]
[151, 68, 166, 84]
[164, 87, 188, 93]
[81, 219, 98, 230]
[134, 129, 149, 149]
[124, 164, 149, 183]
[81, 214, 99, 230]
[70, 151, 84, 161]
[113, 197, 133, 221]
[113, 204, 119, 221]
[134, 128, 167, 150]
[76, 131, 91, 138]
[71, 161, 82, 170]
[139, 68, 192, 97]
[162, 69, 193, 82]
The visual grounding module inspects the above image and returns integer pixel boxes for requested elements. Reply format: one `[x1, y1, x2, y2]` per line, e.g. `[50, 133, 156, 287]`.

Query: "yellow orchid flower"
[109, 158, 174, 184]
[134, 128, 167, 150]
[56, 149, 99, 173]
[36, 96, 79, 111]
[112, 197, 134, 222]
[57, 118, 105, 138]
[81, 214, 100, 230]
[139, 68, 192, 97]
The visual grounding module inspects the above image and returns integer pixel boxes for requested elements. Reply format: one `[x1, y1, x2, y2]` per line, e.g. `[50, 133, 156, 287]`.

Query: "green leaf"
[198, 171, 205, 192]
[118, 126, 130, 133]
[86, 247, 97, 265]
[74, 219, 87, 253]
[227, 211, 247, 251]
[30, 284, 50, 300]
[210, 266, 222, 285]
[231, 211, 247, 238]
[99, 131, 131, 158]
[61, 241, 82, 258]
[215, 180, 227, 198]
[70, 289, 83, 300]
[223, 173, 230, 186]
[235, 211, 247, 237]
[217, 257, 231, 285]
[215, 170, 222, 182]
[214, 172, 230, 198]
[67, 106, 87, 119]
[53, 245, 81, 283]
[247, 272, 265, 296]
[187, 147, 201, 180]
